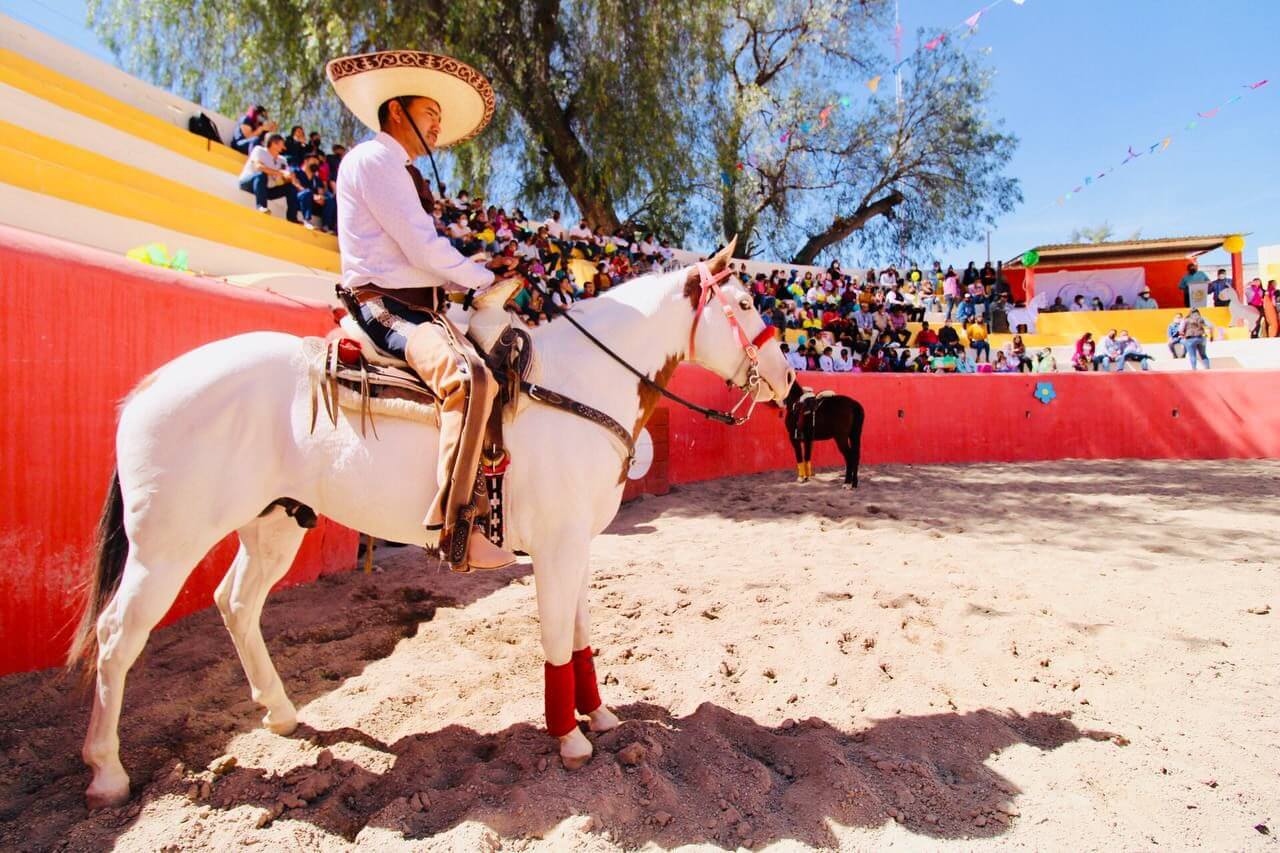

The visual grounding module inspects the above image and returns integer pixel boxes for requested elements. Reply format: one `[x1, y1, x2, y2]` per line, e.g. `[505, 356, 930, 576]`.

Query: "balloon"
[1223, 235, 1245, 254]
[1021, 250, 1040, 267]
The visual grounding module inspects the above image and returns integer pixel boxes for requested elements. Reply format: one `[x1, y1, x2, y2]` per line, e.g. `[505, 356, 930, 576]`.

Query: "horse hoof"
[587, 705, 621, 733]
[262, 701, 296, 732]
[842, 483, 854, 491]
[85, 778, 130, 810]
[264, 713, 298, 736]
[559, 728, 593, 769]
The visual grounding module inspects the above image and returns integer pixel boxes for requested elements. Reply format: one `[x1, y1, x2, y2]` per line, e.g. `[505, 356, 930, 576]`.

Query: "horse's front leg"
[574, 572, 620, 733]
[532, 532, 594, 769]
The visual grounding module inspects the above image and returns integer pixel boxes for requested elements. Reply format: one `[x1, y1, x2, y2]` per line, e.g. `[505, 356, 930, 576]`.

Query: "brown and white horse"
[68, 243, 793, 808]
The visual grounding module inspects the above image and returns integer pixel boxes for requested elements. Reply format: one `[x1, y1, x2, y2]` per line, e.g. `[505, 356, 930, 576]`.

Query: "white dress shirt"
[545, 218, 566, 239]
[336, 132, 493, 292]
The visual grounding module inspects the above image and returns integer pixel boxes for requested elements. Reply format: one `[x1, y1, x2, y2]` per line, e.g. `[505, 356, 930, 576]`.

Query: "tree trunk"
[519, 86, 622, 232]
[790, 191, 905, 266]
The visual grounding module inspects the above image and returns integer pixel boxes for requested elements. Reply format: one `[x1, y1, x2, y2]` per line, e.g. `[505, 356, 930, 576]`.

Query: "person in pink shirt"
[943, 266, 960, 321]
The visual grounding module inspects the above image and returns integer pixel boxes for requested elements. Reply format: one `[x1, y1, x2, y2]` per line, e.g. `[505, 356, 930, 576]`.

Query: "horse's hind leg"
[845, 403, 866, 488]
[84, 549, 204, 809]
[214, 506, 308, 735]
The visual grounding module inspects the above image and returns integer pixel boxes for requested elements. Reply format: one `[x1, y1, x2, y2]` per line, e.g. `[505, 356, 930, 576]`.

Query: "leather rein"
[536, 262, 776, 427]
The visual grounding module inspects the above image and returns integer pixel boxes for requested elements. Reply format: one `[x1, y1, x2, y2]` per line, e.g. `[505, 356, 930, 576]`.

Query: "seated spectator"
[937, 319, 961, 351]
[1008, 335, 1033, 373]
[1095, 329, 1122, 372]
[592, 262, 613, 294]
[1070, 294, 1088, 312]
[1090, 296, 1106, 311]
[238, 133, 300, 221]
[993, 350, 1017, 373]
[1134, 289, 1158, 309]
[956, 294, 977, 323]
[231, 104, 276, 155]
[954, 350, 977, 373]
[293, 153, 335, 231]
[550, 276, 577, 310]
[1072, 332, 1096, 371]
[544, 210, 566, 241]
[1167, 312, 1185, 358]
[819, 347, 836, 372]
[930, 349, 959, 373]
[914, 321, 939, 351]
[965, 319, 990, 362]
[886, 307, 911, 345]
[1118, 332, 1153, 371]
[1044, 296, 1068, 313]
[284, 125, 309, 166]
[782, 342, 807, 372]
[1110, 295, 1128, 311]
[833, 346, 854, 372]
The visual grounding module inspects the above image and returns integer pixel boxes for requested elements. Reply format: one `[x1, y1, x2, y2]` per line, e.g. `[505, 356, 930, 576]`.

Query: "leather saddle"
[327, 280, 533, 416]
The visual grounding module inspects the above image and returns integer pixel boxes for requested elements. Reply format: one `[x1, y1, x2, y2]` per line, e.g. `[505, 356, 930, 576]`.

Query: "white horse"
[67, 243, 793, 808]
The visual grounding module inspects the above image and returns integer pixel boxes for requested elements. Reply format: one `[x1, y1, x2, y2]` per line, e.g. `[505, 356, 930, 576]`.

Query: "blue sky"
[4, 0, 1277, 266]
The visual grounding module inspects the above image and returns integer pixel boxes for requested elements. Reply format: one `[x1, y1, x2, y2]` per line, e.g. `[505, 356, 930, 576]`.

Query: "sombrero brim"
[326, 51, 495, 148]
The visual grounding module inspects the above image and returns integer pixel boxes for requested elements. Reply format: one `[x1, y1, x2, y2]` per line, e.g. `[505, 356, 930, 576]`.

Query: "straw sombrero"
[326, 50, 495, 148]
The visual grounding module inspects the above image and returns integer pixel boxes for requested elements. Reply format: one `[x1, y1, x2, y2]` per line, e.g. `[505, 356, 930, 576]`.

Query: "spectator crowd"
[220, 103, 1250, 376]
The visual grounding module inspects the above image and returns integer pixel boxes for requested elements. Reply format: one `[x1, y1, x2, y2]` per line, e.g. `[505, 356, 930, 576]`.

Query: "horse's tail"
[66, 468, 129, 680]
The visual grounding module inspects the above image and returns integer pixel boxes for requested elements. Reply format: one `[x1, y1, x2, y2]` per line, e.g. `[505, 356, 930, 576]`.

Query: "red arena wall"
[0, 226, 357, 675]
[658, 365, 1280, 483]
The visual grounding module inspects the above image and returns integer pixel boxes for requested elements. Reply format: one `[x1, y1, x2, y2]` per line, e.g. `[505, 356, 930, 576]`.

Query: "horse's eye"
[739, 297, 752, 311]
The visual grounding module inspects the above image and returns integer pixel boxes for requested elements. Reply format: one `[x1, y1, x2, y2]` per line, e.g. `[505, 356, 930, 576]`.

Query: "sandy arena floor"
[1, 459, 1277, 851]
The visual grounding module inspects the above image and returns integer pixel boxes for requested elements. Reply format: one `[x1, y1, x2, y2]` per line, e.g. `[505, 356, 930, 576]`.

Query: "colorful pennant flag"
[924, 34, 946, 50]
[867, 76, 881, 93]
[964, 11, 982, 29]
[1052, 77, 1269, 206]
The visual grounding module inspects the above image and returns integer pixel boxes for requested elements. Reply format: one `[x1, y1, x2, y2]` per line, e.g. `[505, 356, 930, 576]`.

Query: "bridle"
[688, 261, 780, 424]
[532, 262, 778, 426]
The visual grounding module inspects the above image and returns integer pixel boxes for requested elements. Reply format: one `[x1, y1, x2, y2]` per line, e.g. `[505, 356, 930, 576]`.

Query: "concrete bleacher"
[0, 15, 339, 294]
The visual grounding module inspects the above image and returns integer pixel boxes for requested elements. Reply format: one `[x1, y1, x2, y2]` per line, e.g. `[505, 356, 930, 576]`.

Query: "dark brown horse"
[783, 383, 866, 488]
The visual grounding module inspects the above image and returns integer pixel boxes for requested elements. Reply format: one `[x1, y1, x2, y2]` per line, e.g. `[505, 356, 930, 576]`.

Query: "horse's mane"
[536, 266, 683, 328]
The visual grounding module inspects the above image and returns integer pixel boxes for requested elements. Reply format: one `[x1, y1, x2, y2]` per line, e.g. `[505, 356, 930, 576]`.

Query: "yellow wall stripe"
[0, 49, 246, 175]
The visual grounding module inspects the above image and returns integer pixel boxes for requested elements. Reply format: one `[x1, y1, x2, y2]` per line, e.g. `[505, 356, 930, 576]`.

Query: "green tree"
[89, 0, 1019, 261]
[89, 0, 722, 234]
[1069, 222, 1117, 244]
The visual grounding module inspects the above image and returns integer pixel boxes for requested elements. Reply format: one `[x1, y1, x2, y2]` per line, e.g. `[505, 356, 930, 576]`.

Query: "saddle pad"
[338, 385, 439, 427]
[304, 336, 440, 428]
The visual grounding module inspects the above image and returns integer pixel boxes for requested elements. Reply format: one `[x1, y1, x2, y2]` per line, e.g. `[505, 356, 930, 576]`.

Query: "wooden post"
[363, 533, 375, 574]
[1232, 250, 1245, 301]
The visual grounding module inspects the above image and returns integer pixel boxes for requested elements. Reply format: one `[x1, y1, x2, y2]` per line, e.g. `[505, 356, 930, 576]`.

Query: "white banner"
[1033, 267, 1147, 309]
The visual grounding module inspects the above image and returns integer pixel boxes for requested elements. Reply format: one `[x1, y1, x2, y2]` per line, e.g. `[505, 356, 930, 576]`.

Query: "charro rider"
[326, 50, 517, 572]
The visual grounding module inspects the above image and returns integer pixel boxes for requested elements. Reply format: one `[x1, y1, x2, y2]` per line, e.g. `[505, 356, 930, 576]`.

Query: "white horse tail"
[66, 468, 129, 680]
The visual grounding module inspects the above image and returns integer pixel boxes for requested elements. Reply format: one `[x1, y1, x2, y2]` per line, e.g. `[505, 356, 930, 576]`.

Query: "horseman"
[326, 50, 516, 572]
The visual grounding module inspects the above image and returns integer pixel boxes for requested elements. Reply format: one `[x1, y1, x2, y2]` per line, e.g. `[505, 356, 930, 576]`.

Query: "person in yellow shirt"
[965, 319, 990, 362]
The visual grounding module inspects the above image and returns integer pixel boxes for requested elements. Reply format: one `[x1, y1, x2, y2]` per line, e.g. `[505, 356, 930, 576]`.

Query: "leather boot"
[466, 530, 518, 571]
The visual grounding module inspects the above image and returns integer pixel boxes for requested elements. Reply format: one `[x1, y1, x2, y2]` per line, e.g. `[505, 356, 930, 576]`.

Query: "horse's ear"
[683, 236, 739, 307]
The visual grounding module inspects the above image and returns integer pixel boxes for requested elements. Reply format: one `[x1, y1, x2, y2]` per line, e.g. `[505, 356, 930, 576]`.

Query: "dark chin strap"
[397, 96, 447, 197]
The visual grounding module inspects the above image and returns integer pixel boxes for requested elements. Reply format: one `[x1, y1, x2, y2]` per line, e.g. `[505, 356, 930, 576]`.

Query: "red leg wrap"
[572, 646, 603, 715]
[544, 661, 577, 737]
